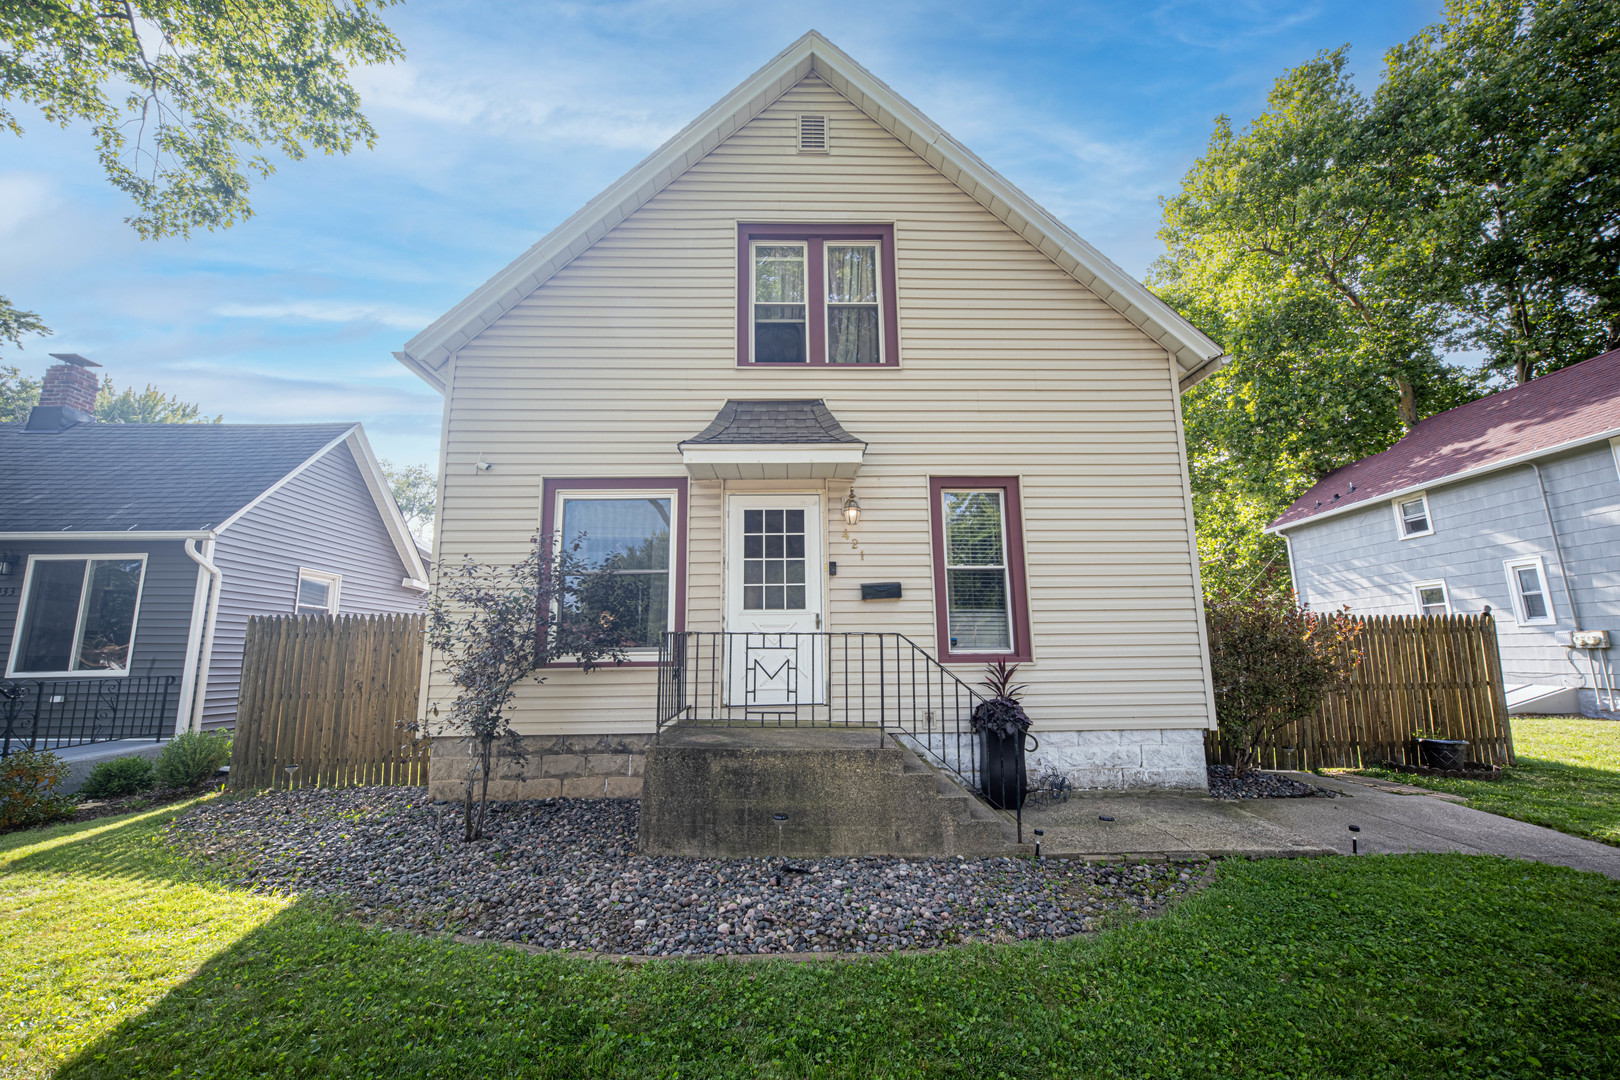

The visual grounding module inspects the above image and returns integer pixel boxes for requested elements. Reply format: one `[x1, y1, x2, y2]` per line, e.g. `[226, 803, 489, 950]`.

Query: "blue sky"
[4, 0, 1444, 469]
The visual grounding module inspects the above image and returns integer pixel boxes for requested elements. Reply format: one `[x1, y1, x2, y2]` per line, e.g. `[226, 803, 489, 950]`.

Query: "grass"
[4, 801, 1620, 1077]
[1359, 716, 1620, 845]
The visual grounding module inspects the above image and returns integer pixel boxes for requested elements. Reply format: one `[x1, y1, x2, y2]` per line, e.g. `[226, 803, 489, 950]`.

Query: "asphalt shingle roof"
[679, 400, 865, 446]
[1271, 349, 1620, 531]
[0, 421, 356, 533]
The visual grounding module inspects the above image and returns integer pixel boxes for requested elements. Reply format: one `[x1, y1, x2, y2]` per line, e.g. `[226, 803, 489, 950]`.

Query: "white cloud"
[214, 300, 436, 331]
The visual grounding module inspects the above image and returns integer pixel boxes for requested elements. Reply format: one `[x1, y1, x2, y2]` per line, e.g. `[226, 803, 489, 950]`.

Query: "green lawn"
[4, 800, 1619, 1078]
[1360, 716, 1620, 845]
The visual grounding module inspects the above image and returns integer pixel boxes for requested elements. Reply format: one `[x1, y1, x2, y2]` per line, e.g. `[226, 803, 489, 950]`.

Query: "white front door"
[725, 494, 824, 708]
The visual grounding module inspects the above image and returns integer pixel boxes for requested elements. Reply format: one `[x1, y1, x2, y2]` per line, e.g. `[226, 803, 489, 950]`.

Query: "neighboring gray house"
[1269, 348, 1620, 718]
[0, 356, 428, 745]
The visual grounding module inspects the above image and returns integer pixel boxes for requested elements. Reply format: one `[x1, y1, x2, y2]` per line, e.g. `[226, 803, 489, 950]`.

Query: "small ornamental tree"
[1204, 590, 1363, 776]
[426, 533, 631, 841]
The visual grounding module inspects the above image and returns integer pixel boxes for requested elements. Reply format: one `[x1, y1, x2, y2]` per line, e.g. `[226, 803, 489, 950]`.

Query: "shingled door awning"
[678, 399, 867, 479]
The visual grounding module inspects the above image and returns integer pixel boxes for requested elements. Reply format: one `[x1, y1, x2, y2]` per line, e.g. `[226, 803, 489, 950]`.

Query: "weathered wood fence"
[1207, 613, 1515, 771]
[230, 613, 429, 789]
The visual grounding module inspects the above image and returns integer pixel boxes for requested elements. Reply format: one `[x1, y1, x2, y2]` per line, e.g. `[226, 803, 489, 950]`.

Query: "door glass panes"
[1417, 586, 1447, 617]
[1515, 567, 1548, 620]
[943, 491, 1011, 652]
[16, 558, 144, 673]
[1400, 497, 1429, 535]
[826, 243, 880, 364]
[562, 497, 673, 647]
[753, 244, 807, 363]
[742, 508, 806, 610]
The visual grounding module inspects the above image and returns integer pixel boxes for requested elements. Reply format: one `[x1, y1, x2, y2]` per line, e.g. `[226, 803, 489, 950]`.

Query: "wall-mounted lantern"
[0, 552, 17, 577]
[841, 489, 862, 526]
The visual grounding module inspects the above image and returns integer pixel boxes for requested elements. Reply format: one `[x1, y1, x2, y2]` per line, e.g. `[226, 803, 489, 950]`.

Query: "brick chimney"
[24, 353, 101, 432]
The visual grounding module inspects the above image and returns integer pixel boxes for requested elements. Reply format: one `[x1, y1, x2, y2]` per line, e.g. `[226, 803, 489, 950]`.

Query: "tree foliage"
[1157, 0, 1620, 596]
[426, 536, 632, 842]
[1205, 590, 1362, 776]
[1, 0, 405, 239]
[380, 459, 436, 543]
[0, 365, 217, 423]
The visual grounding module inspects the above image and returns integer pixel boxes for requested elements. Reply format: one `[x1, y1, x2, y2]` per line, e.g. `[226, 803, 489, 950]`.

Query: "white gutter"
[181, 537, 224, 735]
[0, 530, 212, 541]
[1266, 424, 1620, 536]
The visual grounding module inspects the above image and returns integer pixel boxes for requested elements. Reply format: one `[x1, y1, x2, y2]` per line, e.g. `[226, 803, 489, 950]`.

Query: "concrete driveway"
[1021, 772, 1620, 879]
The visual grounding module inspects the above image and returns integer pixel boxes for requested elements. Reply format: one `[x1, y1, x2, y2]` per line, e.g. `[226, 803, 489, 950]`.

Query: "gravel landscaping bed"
[1206, 765, 1343, 800]
[167, 788, 1206, 957]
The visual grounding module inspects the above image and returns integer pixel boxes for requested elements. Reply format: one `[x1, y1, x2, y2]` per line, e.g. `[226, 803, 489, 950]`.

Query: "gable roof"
[394, 31, 1225, 394]
[0, 420, 429, 583]
[679, 400, 865, 447]
[1269, 349, 1620, 533]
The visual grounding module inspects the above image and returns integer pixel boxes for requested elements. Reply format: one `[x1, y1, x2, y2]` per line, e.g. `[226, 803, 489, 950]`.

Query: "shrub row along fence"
[231, 613, 429, 789]
[1206, 613, 1514, 771]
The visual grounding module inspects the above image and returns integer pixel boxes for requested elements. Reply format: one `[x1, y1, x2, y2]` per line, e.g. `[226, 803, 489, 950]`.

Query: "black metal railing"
[656, 631, 995, 800]
[0, 676, 176, 758]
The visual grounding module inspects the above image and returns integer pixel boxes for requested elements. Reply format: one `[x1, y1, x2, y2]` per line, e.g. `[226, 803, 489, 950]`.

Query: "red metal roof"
[1269, 348, 1620, 531]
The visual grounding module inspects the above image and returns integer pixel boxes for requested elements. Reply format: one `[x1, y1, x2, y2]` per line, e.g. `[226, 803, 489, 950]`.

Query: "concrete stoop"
[638, 726, 1019, 858]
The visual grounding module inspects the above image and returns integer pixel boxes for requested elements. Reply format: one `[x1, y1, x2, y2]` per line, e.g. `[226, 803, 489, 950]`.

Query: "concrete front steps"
[639, 725, 1020, 858]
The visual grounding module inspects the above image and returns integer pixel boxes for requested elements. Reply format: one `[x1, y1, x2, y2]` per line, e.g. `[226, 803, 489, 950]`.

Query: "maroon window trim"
[539, 477, 689, 668]
[928, 476, 1033, 664]
[737, 223, 900, 367]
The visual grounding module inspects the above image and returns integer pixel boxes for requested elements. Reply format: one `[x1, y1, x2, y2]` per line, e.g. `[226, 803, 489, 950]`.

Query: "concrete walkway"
[1021, 773, 1620, 879]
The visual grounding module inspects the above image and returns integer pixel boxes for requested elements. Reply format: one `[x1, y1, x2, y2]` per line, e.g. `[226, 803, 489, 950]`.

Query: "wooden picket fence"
[230, 613, 429, 789]
[1207, 613, 1515, 771]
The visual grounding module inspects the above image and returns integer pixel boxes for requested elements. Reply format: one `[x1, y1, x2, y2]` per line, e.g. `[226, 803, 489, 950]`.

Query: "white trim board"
[393, 31, 1224, 393]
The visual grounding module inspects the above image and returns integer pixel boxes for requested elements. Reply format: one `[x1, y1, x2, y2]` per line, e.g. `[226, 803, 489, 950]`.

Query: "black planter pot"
[979, 728, 1033, 810]
[1416, 738, 1469, 772]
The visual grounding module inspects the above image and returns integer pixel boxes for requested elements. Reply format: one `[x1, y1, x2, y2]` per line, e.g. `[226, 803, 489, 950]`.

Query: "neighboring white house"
[1269, 349, 1620, 719]
[398, 32, 1226, 797]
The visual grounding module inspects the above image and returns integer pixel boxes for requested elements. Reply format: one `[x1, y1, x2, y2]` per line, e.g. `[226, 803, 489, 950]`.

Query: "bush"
[1205, 590, 1362, 775]
[79, 754, 157, 798]
[0, 749, 75, 829]
[155, 732, 232, 789]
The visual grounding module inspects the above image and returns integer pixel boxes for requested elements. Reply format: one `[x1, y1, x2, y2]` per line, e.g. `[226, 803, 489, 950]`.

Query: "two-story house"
[1269, 349, 1620, 719]
[398, 32, 1227, 802]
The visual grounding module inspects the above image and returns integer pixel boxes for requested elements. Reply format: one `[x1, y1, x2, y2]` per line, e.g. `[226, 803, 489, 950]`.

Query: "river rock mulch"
[166, 788, 1206, 957]
[1206, 764, 1342, 800]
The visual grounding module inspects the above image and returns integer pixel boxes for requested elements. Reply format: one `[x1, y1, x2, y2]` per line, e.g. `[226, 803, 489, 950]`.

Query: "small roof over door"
[678, 399, 866, 480]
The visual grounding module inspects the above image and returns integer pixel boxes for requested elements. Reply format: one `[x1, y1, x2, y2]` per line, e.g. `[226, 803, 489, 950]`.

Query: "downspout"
[182, 536, 224, 734]
[1529, 464, 1581, 629]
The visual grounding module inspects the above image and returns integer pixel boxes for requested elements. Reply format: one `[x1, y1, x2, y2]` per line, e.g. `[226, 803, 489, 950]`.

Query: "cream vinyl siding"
[429, 73, 1211, 736]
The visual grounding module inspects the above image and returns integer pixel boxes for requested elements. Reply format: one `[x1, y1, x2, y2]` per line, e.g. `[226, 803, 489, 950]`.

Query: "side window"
[1394, 493, 1433, 539]
[1502, 557, 1554, 625]
[737, 224, 898, 366]
[928, 476, 1032, 663]
[7, 555, 147, 677]
[1412, 580, 1450, 617]
[295, 568, 341, 616]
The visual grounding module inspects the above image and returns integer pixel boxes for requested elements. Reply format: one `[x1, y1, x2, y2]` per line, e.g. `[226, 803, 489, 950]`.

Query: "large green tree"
[0, 366, 218, 423]
[1158, 0, 1619, 595]
[1383, 0, 1620, 383]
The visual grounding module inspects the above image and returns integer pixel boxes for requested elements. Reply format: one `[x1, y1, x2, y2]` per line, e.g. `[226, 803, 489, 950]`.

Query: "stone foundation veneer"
[426, 735, 649, 802]
[1031, 728, 1208, 791]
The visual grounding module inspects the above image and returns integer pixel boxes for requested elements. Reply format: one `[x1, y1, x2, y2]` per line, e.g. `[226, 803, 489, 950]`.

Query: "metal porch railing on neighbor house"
[655, 631, 993, 798]
[0, 676, 176, 758]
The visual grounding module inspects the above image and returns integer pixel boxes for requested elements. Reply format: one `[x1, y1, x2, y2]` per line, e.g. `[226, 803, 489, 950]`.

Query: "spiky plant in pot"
[971, 660, 1031, 738]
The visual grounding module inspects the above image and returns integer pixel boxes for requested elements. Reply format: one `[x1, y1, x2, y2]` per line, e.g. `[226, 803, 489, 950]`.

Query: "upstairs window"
[7, 555, 146, 677]
[738, 224, 899, 367]
[295, 569, 341, 616]
[1394, 493, 1433, 539]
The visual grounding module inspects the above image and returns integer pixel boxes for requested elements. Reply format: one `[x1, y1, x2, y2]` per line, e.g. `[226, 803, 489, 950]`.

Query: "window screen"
[562, 496, 673, 647]
[1416, 585, 1448, 617]
[1400, 497, 1430, 535]
[943, 491, 1011, 652]
[753, 244, 807, 363]
[1515, 566, 1548, 621]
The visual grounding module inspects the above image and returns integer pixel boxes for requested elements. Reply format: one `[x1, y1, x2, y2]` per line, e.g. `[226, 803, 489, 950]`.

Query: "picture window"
[7, 555, 146, 677]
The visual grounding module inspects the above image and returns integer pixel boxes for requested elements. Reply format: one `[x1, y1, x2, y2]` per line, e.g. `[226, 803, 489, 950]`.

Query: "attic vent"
[797, 114, 828, 153]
